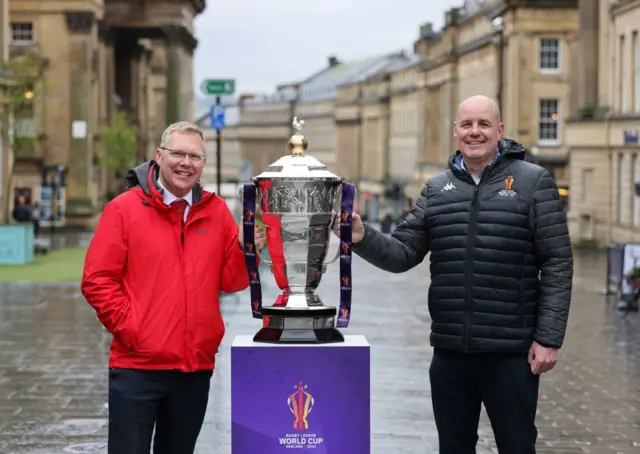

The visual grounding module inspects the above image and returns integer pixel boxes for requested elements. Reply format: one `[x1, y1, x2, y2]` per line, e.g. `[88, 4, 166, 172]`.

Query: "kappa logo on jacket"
[441, 182, 456, 191]
[498, 175, 517, 197]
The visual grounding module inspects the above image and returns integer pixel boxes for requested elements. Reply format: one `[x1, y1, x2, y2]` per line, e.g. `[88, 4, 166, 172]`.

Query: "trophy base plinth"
[252, 326, 344, 344]
[253, 306, 344, 344]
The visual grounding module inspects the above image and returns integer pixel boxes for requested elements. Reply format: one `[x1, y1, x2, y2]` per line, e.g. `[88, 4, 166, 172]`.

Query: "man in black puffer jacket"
[335, 95, 573, 454]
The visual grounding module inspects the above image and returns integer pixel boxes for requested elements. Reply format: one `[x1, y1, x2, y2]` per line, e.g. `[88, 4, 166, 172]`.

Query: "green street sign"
[201, 79, 235, 95]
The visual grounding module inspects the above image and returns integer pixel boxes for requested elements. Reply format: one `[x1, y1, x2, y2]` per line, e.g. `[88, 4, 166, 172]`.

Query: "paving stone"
[0, 249, 638, 453]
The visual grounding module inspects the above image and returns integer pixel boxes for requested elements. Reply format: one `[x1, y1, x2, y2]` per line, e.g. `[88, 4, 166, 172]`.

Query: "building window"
[538, 99, 559, 145]
[633, 31, 639, 113]
[10, 22, 33, 43]
[539, 38, 560, 73]
[620, 34, 627, 112]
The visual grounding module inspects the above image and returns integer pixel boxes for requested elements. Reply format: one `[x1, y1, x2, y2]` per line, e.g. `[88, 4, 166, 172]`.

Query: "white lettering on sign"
[279, 434, 324, 449]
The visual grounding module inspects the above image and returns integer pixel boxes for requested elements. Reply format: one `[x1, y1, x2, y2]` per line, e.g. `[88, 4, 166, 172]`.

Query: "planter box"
[0, 224, 34, 265]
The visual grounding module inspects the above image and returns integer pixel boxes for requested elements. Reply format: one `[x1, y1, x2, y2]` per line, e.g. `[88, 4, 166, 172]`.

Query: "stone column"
[131, 39, 153, 161]
[162, 27, 182, 125]
[0, 0, 8, 62]
[0, 0, 10, 224]
[162, 26, 197, 124]
[97, 21, 115, 200]
[578, 0, 599, 108]
[64, 11, 95, 222]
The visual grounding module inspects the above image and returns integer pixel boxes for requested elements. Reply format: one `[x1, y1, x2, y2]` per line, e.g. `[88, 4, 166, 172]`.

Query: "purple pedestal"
[231, 335, 371, 454]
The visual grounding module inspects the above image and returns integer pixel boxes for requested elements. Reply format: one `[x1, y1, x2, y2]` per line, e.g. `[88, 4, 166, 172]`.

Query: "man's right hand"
[332, 212, 365, 244]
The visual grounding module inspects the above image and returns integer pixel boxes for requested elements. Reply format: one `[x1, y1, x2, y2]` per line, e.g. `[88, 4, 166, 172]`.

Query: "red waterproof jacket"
[81, 161, 250, 372]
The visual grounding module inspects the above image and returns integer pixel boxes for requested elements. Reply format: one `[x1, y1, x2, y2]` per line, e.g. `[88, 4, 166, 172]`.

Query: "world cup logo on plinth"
[240, 117, 357, 344]
[279, 381, 324, 449]
[288, 381, 314, 430]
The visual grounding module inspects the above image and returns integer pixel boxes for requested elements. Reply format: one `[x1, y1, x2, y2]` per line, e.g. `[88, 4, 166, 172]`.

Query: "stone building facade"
[235, 88, 297, 177]
[387, 56, 425, 212]
[233, 0, 580, 222]
[7, 0, 204, 228]
[566, 0, 640, 245]
[407, 0, 579, 199]
[236, 54, 407, 218]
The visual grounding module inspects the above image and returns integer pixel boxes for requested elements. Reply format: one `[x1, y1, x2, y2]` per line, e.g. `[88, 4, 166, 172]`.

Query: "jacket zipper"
[181, 214, 192, 372]
[464, 184, 480, 353]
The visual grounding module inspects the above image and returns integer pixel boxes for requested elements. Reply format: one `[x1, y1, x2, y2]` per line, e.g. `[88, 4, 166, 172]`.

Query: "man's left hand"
[238, 218, 266, 251]
[254, 225, 266, 250]
[528, 341, 557, 375]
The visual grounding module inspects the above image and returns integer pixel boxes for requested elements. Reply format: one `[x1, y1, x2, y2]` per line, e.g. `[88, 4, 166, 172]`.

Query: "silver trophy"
[241, 117, 356, 344]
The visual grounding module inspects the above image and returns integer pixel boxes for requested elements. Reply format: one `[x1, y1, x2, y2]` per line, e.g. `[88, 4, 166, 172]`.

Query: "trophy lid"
[253, 117, 342, 181]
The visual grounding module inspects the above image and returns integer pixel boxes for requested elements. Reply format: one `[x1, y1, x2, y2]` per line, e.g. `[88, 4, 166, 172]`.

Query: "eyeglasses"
[160, 147, 206, 163]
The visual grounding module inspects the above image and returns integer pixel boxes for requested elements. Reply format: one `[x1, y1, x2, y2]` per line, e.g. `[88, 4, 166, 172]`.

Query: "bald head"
[457, 95, 501, 124]
[453, 95, 504, 164]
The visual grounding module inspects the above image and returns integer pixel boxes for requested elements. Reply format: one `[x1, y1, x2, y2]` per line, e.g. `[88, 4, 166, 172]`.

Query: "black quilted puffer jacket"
[354, 138, 573, 353]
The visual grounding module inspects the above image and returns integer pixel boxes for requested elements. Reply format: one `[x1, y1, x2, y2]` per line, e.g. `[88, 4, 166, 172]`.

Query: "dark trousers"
[429, 348, 539, 454]
[108, 368, 213, 454]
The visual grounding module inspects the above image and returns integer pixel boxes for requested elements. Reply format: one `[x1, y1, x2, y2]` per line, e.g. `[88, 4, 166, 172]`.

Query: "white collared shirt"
[157, 179, 192, 221]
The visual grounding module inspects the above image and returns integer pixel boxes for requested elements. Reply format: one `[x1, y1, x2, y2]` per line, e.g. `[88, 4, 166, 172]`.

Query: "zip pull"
[180, 232, 184, 243]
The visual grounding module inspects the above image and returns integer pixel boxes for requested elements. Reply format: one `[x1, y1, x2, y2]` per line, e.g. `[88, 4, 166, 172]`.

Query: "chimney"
[328, 55, 340, 67]
[276, 82, 300, 91]
[238, 93, 256, 103]
[420, 22, 433, 37]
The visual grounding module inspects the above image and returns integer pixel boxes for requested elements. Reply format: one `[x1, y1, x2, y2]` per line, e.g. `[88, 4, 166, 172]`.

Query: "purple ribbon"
[337, 183, 356, 328]
[242, 183, 262, 319]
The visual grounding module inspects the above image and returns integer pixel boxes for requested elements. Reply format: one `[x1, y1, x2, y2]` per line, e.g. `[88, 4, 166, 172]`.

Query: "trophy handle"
[323, 184, 344, 266]
[256, 245, 272, 266]
[322, 247, 341, 265]
[240, 183, 272, 266]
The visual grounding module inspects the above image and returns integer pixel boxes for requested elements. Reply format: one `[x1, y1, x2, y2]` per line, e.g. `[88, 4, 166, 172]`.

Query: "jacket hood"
[125, 160, 204, 203]
[448, 138, 527, 170]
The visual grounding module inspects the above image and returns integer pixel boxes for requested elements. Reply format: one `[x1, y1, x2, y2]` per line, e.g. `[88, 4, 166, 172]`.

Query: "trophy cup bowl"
[241, 117, 356, 344]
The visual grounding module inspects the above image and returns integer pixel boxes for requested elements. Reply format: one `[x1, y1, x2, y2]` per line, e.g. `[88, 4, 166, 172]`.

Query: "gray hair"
[160, 121, 205, 149]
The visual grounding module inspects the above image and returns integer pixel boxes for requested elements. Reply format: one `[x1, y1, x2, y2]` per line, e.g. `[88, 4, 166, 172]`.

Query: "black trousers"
[108, 368, 213, 454]
[429, 348, 539, 454]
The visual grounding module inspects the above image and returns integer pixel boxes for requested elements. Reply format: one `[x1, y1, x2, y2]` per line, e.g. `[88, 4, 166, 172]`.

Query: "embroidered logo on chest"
[498, 175, 517, 197]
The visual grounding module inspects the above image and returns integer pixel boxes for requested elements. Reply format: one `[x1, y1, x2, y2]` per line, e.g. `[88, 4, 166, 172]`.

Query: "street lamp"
[24, 90, 33, 100]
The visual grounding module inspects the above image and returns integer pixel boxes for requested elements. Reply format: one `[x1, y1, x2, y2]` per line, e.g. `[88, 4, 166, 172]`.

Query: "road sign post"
[201, 79, 235, 195]
[215, 96, 222, 196]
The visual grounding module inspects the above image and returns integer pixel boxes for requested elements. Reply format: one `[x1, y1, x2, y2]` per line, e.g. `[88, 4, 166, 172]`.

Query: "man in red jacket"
[81, 121, 265, 454]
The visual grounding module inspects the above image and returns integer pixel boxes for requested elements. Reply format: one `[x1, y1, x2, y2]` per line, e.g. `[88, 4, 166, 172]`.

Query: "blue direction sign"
[210, 104, 225, 130]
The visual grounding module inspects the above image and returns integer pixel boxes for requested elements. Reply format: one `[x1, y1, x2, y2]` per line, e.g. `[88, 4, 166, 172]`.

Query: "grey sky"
[193, 0, 462, 96]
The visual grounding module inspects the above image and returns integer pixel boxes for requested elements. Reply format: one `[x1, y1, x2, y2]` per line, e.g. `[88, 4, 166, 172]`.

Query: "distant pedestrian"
[12, 193, 32, 223]
[380, 212, 393, 234]
[334, 95, 573, 454]
[81, 121, 265, 454]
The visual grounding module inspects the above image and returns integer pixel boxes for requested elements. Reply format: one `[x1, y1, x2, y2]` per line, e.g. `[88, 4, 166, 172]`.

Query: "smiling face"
[154, 130, 206, 198]
[453, 95, 504, 163]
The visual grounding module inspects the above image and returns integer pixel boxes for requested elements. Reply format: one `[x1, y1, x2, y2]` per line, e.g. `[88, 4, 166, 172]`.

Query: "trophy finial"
[288, 116, 308, 156]
[292, 116, 305, 133]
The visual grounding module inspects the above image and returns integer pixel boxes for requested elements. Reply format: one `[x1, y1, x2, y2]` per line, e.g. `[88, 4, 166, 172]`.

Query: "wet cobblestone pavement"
[0, 249, 638, 453]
